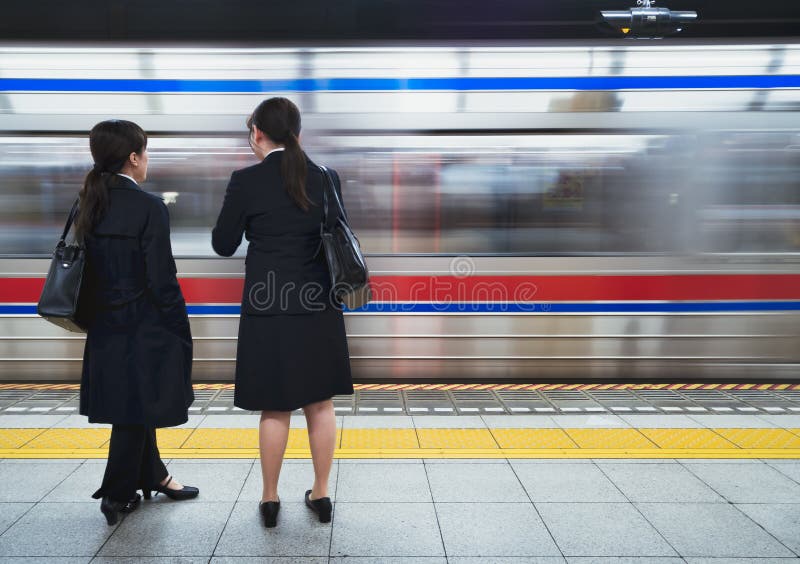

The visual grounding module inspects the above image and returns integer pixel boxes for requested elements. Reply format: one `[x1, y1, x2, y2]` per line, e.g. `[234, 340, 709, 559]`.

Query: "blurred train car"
[0, 41, 798, 381]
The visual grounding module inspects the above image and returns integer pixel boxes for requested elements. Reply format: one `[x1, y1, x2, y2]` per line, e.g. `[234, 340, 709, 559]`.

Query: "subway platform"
[0, 383, 798, 562]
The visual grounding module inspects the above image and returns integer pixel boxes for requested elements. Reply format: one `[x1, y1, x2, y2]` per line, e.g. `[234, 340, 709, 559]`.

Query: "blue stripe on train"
[1, 75, 799, 93]
[4, 301, 800, 315]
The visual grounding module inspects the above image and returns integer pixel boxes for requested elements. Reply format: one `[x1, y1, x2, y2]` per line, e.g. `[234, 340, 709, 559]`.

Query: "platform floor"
[0, 385, 798, 562]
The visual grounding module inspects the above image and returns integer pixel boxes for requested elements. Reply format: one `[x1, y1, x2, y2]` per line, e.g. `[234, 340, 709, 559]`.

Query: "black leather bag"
[318, 165, 372, 310]
[37, 197, 88, 333]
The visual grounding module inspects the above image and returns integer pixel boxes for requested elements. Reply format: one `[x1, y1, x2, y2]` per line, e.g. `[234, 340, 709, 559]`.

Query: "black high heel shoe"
[259, 499, 280, 528]
[304, 489, 332, 523]
[100, 493, 141, 526]
[143, 476, 199, 501]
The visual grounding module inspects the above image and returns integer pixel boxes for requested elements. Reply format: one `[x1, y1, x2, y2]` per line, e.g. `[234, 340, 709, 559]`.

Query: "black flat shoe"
[144, 476, 199, 501]
[304, 489, 332, 523]
[100, 493, 140, 526]
[259, 500, 280, 528]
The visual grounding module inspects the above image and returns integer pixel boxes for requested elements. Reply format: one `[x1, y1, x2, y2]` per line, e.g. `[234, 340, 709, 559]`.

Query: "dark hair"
[75, 120, 147, 239]
[247, 97, 311, 211]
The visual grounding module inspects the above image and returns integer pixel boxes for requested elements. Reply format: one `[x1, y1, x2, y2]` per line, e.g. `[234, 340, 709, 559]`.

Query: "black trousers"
[92, 424, 169, 502]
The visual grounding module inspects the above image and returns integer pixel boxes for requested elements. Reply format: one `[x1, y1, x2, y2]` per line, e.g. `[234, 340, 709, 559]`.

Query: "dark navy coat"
[211, 151, 343, 315]
[79, 174, 194, 427]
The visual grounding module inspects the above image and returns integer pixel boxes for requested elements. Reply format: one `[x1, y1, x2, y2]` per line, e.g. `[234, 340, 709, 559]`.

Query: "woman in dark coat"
[77, 120, 198, 526]
[212, 97, 354, 528]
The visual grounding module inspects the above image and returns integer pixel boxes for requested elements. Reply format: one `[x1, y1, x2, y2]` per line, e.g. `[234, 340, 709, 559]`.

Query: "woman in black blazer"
[76, 120, 198, 526]
[212, 97, 354, 528]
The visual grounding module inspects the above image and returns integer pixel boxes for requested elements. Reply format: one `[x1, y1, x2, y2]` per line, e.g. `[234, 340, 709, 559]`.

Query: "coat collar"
[107, 173, 141, 191]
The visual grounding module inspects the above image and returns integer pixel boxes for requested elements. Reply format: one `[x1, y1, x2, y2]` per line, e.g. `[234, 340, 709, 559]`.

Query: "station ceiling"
[0, 0, 797, 41]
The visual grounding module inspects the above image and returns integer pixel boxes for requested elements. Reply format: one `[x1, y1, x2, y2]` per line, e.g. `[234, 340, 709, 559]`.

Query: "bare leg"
[303, 398, 337, 499]
[259, 409, 291, 502]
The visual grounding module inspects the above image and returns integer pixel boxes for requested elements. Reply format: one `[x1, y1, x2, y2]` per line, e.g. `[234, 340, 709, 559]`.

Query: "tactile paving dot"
[155, 429, 194, 449]
[0, 429, 48, 448]
[490, 428, 578, 449]
[183, 429, 259, 449]
[638, 428, 737, 449]
[714, 428, 800, 449]
[25, 428, 110, 449]
[340, 429, 419, 449]
[564, 428, 656, 449]
[416, 429, 498, 449]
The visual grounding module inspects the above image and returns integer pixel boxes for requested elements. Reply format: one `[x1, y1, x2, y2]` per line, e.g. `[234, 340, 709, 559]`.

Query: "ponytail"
[75, 168, 109, 239]
[248, 97, 312, 212]
[281, 131, 310, 211]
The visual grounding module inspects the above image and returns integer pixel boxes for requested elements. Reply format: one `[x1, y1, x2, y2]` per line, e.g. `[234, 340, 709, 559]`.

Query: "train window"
[0, 132, 798, 257]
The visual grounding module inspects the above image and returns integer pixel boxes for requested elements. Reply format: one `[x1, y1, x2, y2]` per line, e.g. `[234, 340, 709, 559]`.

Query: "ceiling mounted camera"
[599, 0, 697, 39]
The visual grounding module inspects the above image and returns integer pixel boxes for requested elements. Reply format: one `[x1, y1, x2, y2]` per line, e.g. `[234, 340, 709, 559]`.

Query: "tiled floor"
[0, 457, 797, 561]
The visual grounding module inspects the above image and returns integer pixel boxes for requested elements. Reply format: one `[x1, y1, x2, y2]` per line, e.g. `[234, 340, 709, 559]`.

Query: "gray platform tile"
[98, 501, 233, 557]
[635, 502, 796, 558]
[422, 458, 509, 464]
[450, 559, 566, 564]
[595, 462, 725, 503]
[0, 502, 118, 557]
[511, 462, 627, 503]
[213, 558, 327, 564]
[0, 415, 70, 428]
[535, 502, 677, 557]
[91, 558, 210, 563]
[0, 558, 90, 563]
[425, 462, 528, 502]
[436, 502, 560, 556]
[765, 461, 800, 484]
[336, 462, 432, 502]
[685, 415, 777, 428]
[0, 461, 80, 502]
[50, 415, 110, 429]
[589, 459, 678, 464]
[674, 459, 763, 464]
[164, 460, 252, 502]
[736, 503, 800, 555]
[684, 559, 800, 563]
[412, 416, 486, 428]
[567, 559, 684, 563]
[618, 414, 706, 428]
[342, 415, 414, 429]
[169, 415, 207, 430]
[482, 415, 560, 428]
[550, 415, 630, 429]
[0, 503, 32, 535]
[215, 501, 332, 556]
[755, 414, 800, 428]
[338, 458, 422, 464]
[42, 461, 107, 502]
[330, 502, 444, 557]
[330, 559, 447, 564]
[681, 463, 800, 503]
[238, 460, 338, 502]
[162, 458, 255, 463]
[510, 459, 594, 464]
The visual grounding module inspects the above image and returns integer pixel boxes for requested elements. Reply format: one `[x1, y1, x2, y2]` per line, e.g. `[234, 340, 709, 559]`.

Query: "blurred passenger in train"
[212, 97, 354, 528]
[76, 120, 198, 526]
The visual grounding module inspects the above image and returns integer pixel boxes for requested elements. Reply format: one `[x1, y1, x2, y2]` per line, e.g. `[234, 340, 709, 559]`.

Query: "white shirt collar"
[116, 173, 138, 186]
[263, 147, 285, 160]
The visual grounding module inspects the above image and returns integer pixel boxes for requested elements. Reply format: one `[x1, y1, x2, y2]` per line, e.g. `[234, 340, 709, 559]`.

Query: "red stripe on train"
[2, 274, 800, 303]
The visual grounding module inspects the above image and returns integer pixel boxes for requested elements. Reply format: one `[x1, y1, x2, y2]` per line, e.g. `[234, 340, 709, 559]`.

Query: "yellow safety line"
[0, 448, 798, 459]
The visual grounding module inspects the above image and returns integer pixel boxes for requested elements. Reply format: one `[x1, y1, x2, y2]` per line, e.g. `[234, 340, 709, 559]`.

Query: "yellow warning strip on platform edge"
[0, 382, 797, 391]
[1, 448, 799, 459]
[0, 428, 799, 459]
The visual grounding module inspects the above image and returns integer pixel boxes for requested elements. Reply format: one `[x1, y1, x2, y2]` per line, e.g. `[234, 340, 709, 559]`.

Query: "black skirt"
[233, 305, 354, 411]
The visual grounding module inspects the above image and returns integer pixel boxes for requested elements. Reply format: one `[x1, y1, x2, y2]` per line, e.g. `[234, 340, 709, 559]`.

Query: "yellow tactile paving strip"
[1, 382, 798, 391]
[0, 427, 798, 459]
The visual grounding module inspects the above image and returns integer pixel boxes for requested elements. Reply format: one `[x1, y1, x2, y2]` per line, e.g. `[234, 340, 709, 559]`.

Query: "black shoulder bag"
[37, 197, 88, 333]
[318, 165, 372, 310]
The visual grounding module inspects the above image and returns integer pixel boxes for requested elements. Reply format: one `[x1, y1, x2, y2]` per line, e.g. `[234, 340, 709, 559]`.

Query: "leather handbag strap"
[60, 197, 80, 243]
[319, 165, 348, 229]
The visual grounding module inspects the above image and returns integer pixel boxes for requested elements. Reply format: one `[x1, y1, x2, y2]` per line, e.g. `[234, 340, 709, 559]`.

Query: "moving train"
[0, 40, 798, 381]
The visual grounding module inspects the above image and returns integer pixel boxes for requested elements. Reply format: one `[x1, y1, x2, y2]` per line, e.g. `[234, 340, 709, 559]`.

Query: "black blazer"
[79, 174, 193, 427]
[212, 150, 343, 315]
